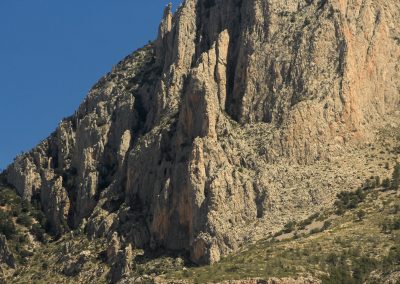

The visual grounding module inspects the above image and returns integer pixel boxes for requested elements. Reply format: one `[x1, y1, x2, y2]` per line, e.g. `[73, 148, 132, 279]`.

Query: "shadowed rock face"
[6, 0, 400, 264]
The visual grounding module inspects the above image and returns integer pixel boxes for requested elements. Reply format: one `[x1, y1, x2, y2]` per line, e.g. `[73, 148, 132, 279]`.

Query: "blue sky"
[0, 0, 182, 170]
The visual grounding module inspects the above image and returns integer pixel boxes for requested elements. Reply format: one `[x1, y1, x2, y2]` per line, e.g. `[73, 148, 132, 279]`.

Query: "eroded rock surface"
[6, 0, 400, 265]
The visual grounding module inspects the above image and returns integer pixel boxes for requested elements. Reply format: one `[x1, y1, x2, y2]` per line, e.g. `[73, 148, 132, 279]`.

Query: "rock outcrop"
[61, 251, 91, 277]
[0, 235, 15, 269]
[6, 0, 400, 265]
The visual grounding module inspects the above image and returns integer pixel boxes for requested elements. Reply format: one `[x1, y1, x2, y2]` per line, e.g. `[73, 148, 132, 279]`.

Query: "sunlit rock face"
[7, 0, 400, 264]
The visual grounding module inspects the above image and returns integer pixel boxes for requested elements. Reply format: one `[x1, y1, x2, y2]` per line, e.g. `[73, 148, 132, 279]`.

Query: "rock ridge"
[6, 0, 400, 265]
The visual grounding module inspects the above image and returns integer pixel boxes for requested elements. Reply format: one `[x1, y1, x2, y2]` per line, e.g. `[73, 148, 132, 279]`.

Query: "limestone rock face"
[6, 0, 400, 264]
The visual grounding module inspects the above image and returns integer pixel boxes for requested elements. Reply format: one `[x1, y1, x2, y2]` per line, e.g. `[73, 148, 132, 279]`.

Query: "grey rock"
[108, 244, 132, 284]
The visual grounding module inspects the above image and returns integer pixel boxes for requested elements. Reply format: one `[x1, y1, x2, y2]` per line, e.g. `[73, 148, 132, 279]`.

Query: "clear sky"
[0, 0, 182, 170]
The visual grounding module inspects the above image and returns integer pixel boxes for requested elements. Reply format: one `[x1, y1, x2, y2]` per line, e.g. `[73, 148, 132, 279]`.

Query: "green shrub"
[375, 176, 381, 187]
[381, 217, 400, 233]
[322, 220, 332, 230]
[11, 204, 22, 217]
[299, 213, 320, 229]
[383, 246, 400, 267]
[324, 266, 353, 283]
[0, 214, 16, 239]
[309, 228, 322, 235]
[21, 199, 31, 213]
[382, 178, 391, 189]
[18, 249, 34, 258]
[17, 234, 29, 244]
[352, 256, 377, 283]
[42, 262, 49, 270]
[356, 210, 366, 221]
[335, 188, 366, 215]
[390, 203, 400, 214]
[0, 188, 20, 206]
[30, 223, 46, 243]
[322, 253, 377, 283]
[16, 213, 33, 227]
[393, 218, 400, 230]
[31, 209, 47, 227]
[283, 221, 296, 233]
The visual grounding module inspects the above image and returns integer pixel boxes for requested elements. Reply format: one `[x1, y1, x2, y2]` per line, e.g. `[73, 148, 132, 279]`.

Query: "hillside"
[1, 0, 400, 283]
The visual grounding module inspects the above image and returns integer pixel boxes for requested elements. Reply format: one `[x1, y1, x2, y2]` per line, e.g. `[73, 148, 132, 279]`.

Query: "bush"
[31, 209, 47, 228]
[382, 178, 391, 189]
[352, 256, 377, 282]
[383, 246, 400, 267]
[381, 217, 400, 233]
[11, 204, 22, 217]
[30, 223, 46, 243]
[21, 199, 31, 213]
[16, 213, 33, 227]
[19, 249, 34, 258]
[322, 220, 332, 230]
[322, 253, 377, 283]
[393, 218, 400, 230]
[309, 227, 322, 235]
[0, 214, 16, 239]
[17, 234, 29, 244]
[299, 213, 320, 229]
[390, 204, 400, 214]
[283, 221, 296, 233]
[335, 188, 366, 215]
[0, 188, 20, 207]
[322, 256, 353, 283]
[356, 210, 366, 221]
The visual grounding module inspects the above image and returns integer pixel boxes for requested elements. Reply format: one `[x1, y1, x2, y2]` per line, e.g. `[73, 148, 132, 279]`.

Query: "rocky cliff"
[6, 0, 400, 266]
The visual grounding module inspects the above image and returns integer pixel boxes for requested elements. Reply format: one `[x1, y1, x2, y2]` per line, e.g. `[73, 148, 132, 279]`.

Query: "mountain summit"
[2, 0, 400, 282]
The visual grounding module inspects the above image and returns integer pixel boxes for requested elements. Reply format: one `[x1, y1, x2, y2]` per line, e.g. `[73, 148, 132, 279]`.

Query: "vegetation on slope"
[164, 171, 400, 283]
[0, 173, 52, 265]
